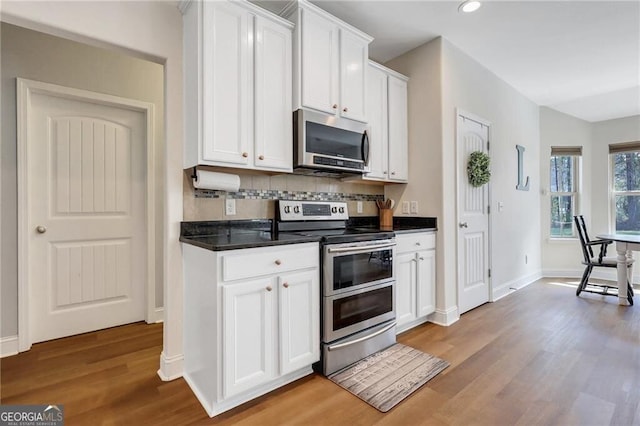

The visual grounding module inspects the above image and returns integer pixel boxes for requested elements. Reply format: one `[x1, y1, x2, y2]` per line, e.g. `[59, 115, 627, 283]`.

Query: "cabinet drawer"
[221, 243, 319, 282]
[395, 232, 435, 254]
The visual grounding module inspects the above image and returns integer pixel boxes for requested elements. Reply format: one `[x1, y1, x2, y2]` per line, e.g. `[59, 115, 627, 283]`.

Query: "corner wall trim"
[428, 307, 459, 326]
[158, 351, 184, 381]
[1, 336, 19, 358]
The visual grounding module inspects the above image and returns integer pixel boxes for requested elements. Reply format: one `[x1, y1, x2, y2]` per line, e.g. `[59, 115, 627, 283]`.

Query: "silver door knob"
[36, 225, 47, 234]
[459, 222, 468, 228]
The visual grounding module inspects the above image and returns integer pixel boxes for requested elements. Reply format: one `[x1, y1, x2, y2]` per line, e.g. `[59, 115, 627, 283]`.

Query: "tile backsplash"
[183, 170, 384, 221]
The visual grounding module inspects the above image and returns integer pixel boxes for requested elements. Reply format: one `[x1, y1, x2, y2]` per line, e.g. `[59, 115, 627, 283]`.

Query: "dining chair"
[573, 215, 634, 305]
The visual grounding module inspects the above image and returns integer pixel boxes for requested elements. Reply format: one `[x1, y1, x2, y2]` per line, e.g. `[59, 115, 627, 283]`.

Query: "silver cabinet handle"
[459, 222, 468, 228]
[327, 242, 396, 253]
[327, 322, 396, 351]
[36, 225, 47, 234]
[419, 257, 425, 261]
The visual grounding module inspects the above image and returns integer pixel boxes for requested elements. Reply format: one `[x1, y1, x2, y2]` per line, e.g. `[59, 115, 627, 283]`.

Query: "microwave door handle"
[327, 242, 396, 253]
[361, 130, 370, 166]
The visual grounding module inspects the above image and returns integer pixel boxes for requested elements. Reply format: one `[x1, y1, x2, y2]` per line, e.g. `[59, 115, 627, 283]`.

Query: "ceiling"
[255, 0, 640, 123]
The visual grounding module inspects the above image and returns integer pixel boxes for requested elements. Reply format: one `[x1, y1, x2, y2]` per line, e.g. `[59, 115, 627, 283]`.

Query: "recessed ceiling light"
[458, 0, 482, 13]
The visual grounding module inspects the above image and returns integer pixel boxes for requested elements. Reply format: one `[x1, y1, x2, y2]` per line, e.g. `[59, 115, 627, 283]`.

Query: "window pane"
[550, 195, 575, 237]
[615, 195, 640, 235]
[550, 156, 574, 192]
[613, 152, 640, 191]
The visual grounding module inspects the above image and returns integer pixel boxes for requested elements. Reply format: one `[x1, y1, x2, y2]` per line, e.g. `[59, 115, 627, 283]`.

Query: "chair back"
[573, 215, 593, 262]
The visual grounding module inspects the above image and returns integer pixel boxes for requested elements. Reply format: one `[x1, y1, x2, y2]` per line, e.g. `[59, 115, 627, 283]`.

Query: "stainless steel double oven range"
[276, 200, 397, 375]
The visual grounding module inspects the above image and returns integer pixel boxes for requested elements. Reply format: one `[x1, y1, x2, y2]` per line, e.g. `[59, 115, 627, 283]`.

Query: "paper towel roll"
[193, 169, 240, 192]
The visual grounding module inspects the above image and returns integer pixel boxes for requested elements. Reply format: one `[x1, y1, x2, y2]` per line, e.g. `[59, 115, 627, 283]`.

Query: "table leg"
[617, 246, 630, 306]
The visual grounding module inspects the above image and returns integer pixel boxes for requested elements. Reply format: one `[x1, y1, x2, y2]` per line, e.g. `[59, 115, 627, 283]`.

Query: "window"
[610, 142, 640, 235]
[550, 146, 581, 238]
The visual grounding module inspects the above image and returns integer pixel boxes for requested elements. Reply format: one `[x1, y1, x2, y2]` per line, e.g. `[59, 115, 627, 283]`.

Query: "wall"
[0, 22, 165, 337]
[384, 39, 446, 316]
[591, 115, 640, 234]
[0, 0, 184, 380]
[539, 107, 592, 275]
[386, 37, 542, 323]
[184, 171, 383, 221]
[441, 39, 542, 302]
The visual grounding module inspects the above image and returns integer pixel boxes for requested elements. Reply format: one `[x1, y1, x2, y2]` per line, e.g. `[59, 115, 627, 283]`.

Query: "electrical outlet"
[525, 254, 528, 264]
[401, 201, 410, 214]
[356, 201, 363, 213]
[410, 201, 419, 214]
[225, 198, 236, 216]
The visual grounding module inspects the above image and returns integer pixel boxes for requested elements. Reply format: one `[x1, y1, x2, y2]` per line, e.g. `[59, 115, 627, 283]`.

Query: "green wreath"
[467, 151, 491, 187]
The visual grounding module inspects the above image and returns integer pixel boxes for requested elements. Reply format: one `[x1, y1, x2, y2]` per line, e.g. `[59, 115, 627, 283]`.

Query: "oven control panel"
[278, 201, 349, 221]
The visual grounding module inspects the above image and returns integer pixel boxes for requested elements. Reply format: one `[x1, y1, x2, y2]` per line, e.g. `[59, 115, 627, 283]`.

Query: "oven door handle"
[327, 321, 397, 351]
[327, 242, 396, 253]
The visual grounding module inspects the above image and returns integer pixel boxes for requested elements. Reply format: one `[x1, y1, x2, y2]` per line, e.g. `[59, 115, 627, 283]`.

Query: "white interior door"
[25, 84, 147, 344]
[457, 113, 491, 314]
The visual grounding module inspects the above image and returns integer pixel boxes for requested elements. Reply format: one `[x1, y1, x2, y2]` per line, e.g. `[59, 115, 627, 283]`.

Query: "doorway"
[456, 111, 491, 314]
[17, 79, 155, 349]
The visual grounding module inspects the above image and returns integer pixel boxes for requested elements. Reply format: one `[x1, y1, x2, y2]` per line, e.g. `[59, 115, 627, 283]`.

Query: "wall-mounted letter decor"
[515, 145, 530, 191]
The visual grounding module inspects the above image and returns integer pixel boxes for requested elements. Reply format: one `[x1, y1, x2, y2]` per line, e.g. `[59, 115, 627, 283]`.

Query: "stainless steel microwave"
[293, 109, 369, 175]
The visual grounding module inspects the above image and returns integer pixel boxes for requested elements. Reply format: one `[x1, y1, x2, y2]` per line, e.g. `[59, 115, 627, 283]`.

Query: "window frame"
[609, 148, 640, 234]
[549, 152, 580, 239]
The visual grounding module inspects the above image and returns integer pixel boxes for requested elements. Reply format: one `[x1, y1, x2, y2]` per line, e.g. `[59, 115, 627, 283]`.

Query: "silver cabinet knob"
[258, 155, 264, 160]
[266, 286, 273, 292]
[275, 259, 282, 265]
[343, 107, 348, 112]
[459, 222, 468, 228]
[36, 225, 47, 234]
[419, 257, 425, 261]
[283, 283, 289, 288]
[332, 104, 338, 109]
[415, 242, 421, 246]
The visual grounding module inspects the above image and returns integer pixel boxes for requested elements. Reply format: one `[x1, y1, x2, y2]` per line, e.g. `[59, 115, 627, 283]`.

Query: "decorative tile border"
[194, 188, 383, 202]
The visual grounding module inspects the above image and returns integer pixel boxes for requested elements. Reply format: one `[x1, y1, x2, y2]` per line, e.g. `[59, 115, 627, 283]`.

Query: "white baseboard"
[428, 306, 459, 326]
[492, 270, 542, 302]
[1, 335, 19, 358]
[147, 307, 164, 324]
[543, 269, 639, 285]
[158, 351, 184, 381]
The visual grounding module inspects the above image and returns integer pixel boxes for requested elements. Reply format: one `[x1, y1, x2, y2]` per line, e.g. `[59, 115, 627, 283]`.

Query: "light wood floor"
[2, 278, 639, 425]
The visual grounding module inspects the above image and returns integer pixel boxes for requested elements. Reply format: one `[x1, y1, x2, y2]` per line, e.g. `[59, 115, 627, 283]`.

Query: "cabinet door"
[222, 277, 276, 398]
[203, 2, 252, 166]
[278, 270, 320, 375]
[339, 29, 368, 122]
[395, 252, 417, 329]
[254, 16, 293, 171]
[364, 65, 388, 181]
[417, 249, 436, 317]
[300, 8, 339, 115]
[387, 75, 408, 181]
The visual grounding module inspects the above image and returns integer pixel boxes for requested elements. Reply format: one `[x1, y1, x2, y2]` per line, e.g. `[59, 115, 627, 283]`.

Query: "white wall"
[1, 0, 184, 379]
[385, 37, 542, 323]
[440, 39, 542, 301]
[539, 107, 592, 275]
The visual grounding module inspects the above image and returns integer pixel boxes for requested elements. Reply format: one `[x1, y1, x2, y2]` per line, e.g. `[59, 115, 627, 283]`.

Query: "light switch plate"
[356, 201, 363, 213]
[225, 198, 236, 216]
[410, 201, 419, 214]
[401, 201, 410, 214]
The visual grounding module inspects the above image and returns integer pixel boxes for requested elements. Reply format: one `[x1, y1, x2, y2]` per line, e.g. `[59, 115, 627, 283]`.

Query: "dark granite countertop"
[348, 216, 437, 234]
[180, 220, 320, 251]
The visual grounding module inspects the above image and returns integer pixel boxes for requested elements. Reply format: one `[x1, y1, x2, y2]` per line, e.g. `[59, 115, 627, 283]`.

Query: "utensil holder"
[379, 209, 392, 230]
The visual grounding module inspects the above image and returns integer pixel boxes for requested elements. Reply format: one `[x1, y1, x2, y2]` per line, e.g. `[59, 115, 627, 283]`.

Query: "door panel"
[395, 252, 417, 328]
[28, 90, 146, 344]
[457, 114, 490, 314]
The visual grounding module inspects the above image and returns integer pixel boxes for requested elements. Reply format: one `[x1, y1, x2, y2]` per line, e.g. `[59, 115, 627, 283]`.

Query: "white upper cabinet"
[182, 0, 293, 171]
[284, 0, 373, 122]
[364, 61, 409, 183]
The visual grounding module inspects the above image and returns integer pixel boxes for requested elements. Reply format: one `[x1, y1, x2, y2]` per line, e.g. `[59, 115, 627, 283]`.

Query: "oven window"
[333, 286, 393, 331]
[306, 121, 364, 160]
[333, 250, 392, 291]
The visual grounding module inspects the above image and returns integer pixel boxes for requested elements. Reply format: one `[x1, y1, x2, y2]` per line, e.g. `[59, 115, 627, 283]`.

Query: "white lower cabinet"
[183, 242, 319, 417]
[395, 232, 436, 334]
